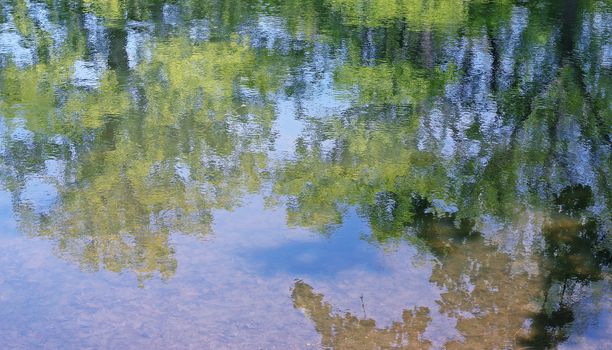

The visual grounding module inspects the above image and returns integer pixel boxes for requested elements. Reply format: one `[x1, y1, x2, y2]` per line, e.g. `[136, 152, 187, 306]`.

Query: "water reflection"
[1, 34, 280, 280]
[0, 0, 610, 348]
[292, 280, 433, 349]
[293, 196, 610, 348]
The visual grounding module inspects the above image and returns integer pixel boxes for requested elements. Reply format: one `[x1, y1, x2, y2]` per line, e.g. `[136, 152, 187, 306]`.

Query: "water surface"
[0, 0, 610, 348]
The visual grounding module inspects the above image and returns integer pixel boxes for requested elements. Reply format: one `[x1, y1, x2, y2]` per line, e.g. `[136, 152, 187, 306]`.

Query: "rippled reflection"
[0, 0, 610, 348]
[292, 280, 433, 349]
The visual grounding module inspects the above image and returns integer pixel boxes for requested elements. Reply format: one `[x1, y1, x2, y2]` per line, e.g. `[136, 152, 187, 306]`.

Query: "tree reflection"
[0, 8, 286, 280]
[518, 185, 611, 348]
[415, 209, 544, 349]
[0, 1, 609, 343]
[294, 196, 609, 348]
[292, 280, 432, 349]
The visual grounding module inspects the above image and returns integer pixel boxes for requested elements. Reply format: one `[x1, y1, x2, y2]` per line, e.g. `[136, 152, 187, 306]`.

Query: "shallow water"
[0, 0, 610, 349]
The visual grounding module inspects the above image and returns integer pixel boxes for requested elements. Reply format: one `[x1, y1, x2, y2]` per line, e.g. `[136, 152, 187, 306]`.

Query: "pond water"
[0, 0, 610, 349]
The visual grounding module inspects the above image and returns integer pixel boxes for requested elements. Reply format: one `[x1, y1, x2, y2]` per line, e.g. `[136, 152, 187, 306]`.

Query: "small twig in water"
[360, 295, 367, 319]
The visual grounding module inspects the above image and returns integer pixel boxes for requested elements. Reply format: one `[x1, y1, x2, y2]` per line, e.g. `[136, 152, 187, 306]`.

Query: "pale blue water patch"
[560, 278, 612, 349]
[72, 59, 106, 88]
[126, 21, 154, 69]
[245, 208, 386, 277]
[20, 176, 55, 208]
[0, 22, 35, 67]
[0, 190, 18, 237]
[271, 97, 304, 156]
[162, 4, 182, 27]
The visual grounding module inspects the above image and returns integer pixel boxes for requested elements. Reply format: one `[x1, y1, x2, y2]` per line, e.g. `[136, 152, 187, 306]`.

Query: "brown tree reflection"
[294, 191, 609, 349]
[292, 280, 432, 349]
